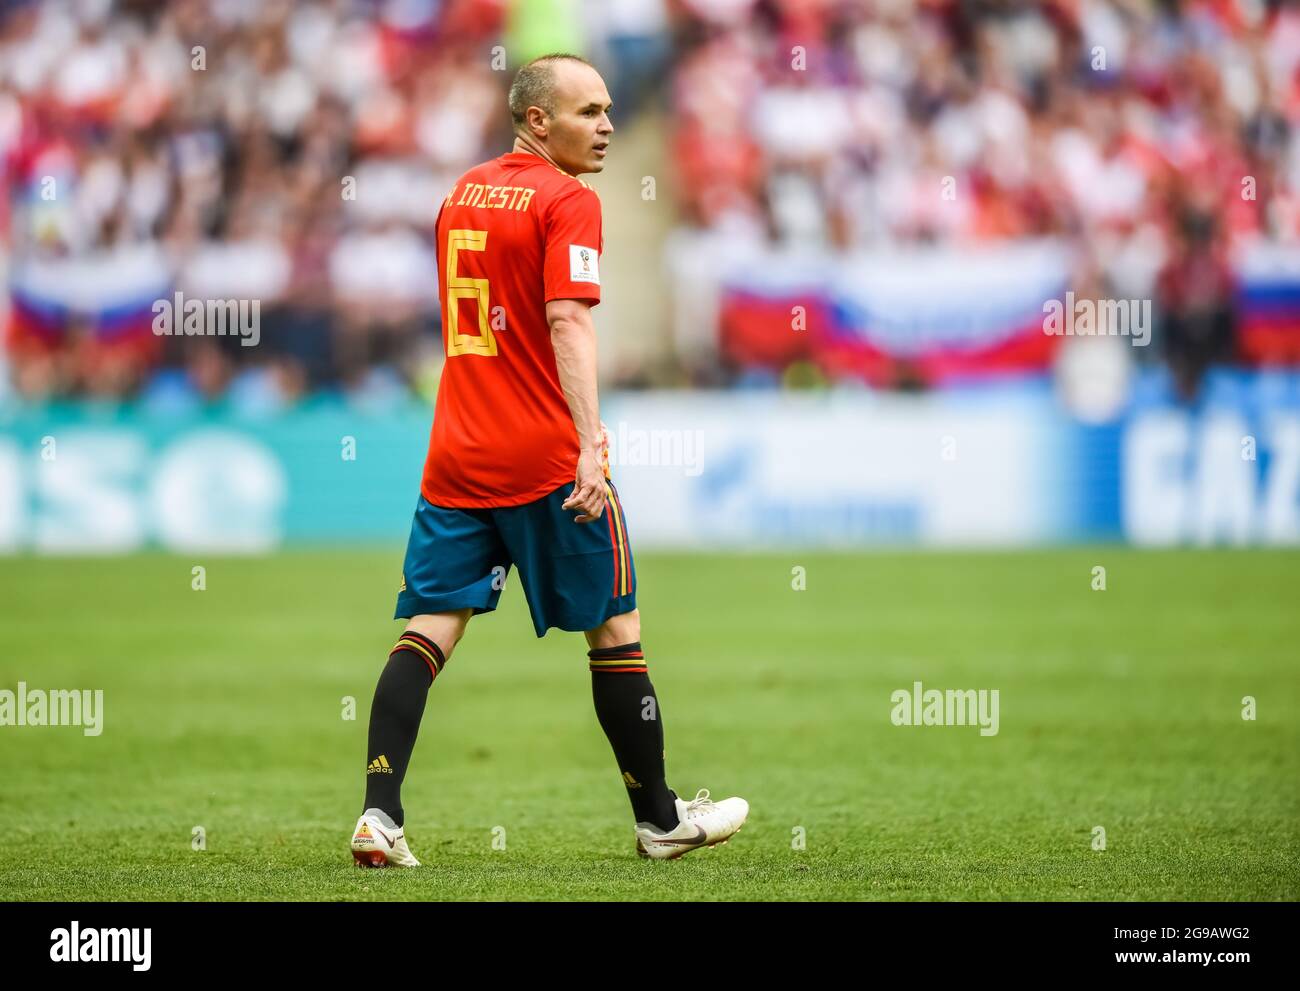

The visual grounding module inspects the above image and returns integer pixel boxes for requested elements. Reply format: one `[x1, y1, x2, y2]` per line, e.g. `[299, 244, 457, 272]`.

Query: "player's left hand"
[563, 449, 606, 523]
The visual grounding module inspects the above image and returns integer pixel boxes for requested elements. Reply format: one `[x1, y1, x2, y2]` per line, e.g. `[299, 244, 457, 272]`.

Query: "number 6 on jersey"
[446, 228, 497, 357]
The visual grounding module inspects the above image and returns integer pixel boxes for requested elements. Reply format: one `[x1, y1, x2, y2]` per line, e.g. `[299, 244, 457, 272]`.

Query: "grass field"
[0, 548, 1297, 901]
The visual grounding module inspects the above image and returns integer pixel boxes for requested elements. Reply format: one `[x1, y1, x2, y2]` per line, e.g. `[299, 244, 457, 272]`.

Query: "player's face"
[547, 62, 613, 175]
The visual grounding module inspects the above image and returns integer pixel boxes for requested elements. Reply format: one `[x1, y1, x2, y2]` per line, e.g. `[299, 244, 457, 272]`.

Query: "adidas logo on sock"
[367, 755, 393, 775]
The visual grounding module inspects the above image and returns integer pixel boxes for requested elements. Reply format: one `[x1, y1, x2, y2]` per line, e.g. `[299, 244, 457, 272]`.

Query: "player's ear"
[527, 105, 549, 138]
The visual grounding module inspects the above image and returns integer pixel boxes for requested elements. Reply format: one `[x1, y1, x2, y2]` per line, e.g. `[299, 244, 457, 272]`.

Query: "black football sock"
[364, 630, 446, 827]
[589, 642, 678, 832]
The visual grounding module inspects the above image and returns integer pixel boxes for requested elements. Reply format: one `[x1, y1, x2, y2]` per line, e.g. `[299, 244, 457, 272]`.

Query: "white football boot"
[350, 808, 421, 867]
[635, 788, 749, 860]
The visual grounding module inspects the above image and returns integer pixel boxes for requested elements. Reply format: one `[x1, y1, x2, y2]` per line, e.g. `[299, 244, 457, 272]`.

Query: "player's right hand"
[562, 450, 606, 523]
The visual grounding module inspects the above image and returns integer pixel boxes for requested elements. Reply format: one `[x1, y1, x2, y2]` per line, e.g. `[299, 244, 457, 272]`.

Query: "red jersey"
[420, 151, 604, 507]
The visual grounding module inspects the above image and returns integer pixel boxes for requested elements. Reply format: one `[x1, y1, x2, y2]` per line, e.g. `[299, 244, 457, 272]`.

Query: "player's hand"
[562, 449, 606, 523]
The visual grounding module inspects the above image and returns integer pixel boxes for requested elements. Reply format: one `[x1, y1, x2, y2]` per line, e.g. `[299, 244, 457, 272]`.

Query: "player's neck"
[510, 137, 575, 177]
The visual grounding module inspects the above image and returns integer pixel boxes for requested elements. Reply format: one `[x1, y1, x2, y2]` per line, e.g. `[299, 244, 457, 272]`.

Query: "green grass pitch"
[1, 548, 1296, 901]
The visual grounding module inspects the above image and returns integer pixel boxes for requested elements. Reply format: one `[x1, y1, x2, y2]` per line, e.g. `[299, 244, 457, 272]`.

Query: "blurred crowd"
[667, 0, 1300, 396]
[1, 0, 527, 407]
[674, 0, 1298, 248]
[1, 0, 1298, 406]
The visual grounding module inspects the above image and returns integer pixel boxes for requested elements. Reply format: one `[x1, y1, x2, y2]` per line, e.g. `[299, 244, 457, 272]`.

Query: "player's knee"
[406, 609, 472, 662]
[586, 608, 640, 649]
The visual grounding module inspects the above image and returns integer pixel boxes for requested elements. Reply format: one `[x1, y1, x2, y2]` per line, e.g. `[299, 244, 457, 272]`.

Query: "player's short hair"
[508, 53, 595, 130]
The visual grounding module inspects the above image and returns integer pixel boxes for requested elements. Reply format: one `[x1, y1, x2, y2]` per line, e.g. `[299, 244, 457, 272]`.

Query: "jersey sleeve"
[543, 184, 603, 306]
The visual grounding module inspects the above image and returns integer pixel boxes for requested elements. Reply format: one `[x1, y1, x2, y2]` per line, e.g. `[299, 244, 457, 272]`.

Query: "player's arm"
[543, 183, 606, 524]
[549, 298, 606, 524]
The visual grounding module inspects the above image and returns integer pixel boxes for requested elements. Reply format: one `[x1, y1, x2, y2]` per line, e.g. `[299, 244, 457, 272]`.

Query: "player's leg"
[583, 607, 679, 831]
[362, 608, 472, 828]
[574, 488, 675, 829]
[352, 496, 510, 867]
[495, 481, 671, 815]
[577, 489, 747, 858]
[499, 478, 748, 856]
[588, 604, 749, 860]
[584, 607, 641, 650]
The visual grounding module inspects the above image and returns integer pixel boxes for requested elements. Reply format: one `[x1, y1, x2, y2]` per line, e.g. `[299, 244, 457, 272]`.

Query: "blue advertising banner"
[1, 379, 1298, 552]
[0, 400, 430, 552]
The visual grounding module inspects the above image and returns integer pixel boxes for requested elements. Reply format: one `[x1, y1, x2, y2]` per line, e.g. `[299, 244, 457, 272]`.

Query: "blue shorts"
[395, 480, 637, 637]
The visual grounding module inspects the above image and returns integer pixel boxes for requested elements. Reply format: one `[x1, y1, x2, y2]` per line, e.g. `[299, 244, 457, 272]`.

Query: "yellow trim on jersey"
[544, 162, 593, 190]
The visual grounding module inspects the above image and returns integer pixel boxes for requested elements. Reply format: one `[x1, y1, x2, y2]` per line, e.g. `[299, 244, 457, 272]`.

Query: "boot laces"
[684, 789, 714, 815]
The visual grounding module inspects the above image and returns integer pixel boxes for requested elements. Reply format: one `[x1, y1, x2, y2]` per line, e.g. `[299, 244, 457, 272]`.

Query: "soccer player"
[349, 54, 748, 866]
